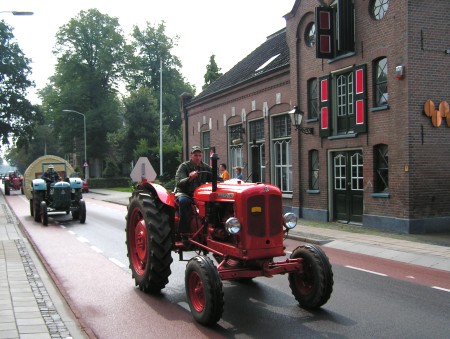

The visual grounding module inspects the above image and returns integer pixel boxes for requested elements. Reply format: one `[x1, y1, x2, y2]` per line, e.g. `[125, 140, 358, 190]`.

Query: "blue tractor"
[29, 162, 86, 226]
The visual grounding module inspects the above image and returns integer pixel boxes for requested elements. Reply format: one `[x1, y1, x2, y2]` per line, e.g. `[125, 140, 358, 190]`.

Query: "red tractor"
[4, 171, 24, 196]
[125, 154, 333, 325]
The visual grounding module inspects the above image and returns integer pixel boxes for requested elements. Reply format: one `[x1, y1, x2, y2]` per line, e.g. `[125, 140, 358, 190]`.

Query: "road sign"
[84, 162, 88, 167]
[130, 157, 157, 182]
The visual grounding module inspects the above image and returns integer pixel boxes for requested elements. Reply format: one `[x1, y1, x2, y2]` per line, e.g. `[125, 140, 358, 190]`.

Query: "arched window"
[374, 144, 388, 192]
[374, 57, 388, 107]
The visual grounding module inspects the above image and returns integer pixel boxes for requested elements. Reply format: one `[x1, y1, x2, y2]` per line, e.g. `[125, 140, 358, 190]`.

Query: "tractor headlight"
[225, 217, 241, 234]
[283, 212, 297, 229]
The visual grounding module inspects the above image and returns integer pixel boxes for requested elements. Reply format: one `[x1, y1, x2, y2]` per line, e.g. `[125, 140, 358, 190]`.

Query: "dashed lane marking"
[109, 258, 126, 268]
[345, 265, 387, 276]
[77, 236, 89, 243]
[91, 246, 103, 253]
[432, 286, 450, 293]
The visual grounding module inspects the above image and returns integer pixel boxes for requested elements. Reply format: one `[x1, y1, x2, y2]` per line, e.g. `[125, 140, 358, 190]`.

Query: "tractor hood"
[194, 179, 282, 203]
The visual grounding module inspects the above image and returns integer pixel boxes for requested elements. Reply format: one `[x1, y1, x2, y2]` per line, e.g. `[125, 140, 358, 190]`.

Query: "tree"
[40, 9, 127, 163]
[129, 21, 195, 132]
[202, 54, 222, 90]
[0, 20, 40, 151]
[121, 87, 159, 163]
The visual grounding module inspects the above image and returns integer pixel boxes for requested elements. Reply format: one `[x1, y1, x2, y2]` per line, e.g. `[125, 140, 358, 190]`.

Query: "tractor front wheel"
[79, 200, 86, 224]
[288, 244, 333, 310]
[40, 201, 48, 226]
[185, 255, 224, 325]
[125, 190, 173, 293]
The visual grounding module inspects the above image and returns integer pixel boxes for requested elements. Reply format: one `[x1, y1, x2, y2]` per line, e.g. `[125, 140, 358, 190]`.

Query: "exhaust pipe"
[210, 153, 219, 192]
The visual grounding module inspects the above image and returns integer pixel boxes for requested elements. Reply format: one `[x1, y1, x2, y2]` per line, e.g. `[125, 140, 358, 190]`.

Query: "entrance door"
[333, 151, 363, 223]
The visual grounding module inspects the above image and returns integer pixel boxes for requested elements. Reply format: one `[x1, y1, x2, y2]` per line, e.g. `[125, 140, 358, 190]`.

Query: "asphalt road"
[9, 193, 450, 338]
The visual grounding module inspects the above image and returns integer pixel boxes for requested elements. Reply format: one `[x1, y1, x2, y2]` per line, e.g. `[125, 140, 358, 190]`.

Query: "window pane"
[351, 153, 363, 190]
[375, 58, 388, 106]
[310, 150, 319, 190]
[273, 115, 291, 138]
[249, 119, 264, 141]
[308, 79, 318, 119]
[375, 144, 389, 192]
[334, 154, 346, 190]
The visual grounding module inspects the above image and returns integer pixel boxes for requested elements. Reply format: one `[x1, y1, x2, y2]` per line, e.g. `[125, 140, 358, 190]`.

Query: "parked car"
[82, 179, 89, 193]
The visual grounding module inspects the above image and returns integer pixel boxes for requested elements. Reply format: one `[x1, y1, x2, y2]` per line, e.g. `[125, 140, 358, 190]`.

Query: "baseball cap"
[191, 146, 202, 153]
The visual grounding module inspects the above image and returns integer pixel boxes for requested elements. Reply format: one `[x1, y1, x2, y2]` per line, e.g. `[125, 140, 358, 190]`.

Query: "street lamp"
[288, 106, 314, 134]
[62, 109, 88, 179]
[0, 11, 34, 16]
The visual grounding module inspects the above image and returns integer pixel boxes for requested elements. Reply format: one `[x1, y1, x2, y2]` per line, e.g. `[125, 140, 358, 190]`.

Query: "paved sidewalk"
[0, 192, 88, 339]
[88, 188, 450, 272]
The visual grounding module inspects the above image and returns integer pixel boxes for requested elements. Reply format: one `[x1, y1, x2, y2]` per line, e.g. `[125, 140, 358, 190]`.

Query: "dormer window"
[315, 0, 355, 59]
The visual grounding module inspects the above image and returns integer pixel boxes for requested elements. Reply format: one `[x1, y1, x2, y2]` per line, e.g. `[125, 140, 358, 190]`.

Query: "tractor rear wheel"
[185, 255, 224, 325]
[288, 244, 333, 310]
[40, 201, 48, 226]
[33, 195, 42, 222]
[125, 190, 173, 293]
[29, 199, 34, 217]
[4, 181, 10, 195]
[79, 200, 86, 224]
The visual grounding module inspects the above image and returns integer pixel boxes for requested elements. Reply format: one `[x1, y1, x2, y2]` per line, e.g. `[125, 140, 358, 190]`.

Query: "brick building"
[181, 0, 450, 234]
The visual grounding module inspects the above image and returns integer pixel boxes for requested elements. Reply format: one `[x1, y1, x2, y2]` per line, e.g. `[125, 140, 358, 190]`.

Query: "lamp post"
[62, 109, 88, 179]
[0, 11, 34, 16]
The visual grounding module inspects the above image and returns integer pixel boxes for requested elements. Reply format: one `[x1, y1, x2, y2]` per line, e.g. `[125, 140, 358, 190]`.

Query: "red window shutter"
[315, 7, 335, 59]
[319, 75, 331, 137]
[353, 64, 367, 134]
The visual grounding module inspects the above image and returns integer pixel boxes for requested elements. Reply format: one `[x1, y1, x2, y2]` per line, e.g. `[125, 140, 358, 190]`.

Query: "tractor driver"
[41, 165, 60, 199]
[175, 146, 213, 237]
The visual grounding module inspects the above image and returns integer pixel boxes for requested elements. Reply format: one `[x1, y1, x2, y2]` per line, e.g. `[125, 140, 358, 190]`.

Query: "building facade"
[181, 0, 450, 234]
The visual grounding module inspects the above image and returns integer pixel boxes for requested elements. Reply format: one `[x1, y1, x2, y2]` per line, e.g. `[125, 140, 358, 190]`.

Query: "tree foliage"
[202, 54, 222, 90]
[129, 21, 195, 132]
[40, 9, 126, 161]
[0, 20, 41, 151]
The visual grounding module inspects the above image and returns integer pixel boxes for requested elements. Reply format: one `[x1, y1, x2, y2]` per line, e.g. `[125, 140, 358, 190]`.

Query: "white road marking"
[68, 230, 76, 235]
[91, 246, 103, 253]
[77, 236, 89, 243]
[109, 258, 126, 268]
[60, 225, 66, 229]
[432, 286, 450, 293]
[345, 265, 387, 276]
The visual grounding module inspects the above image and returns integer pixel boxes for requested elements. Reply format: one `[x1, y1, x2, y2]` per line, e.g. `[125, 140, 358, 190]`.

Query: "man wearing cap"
[175, 146, 213, 236]
[41, 165, 61, 199]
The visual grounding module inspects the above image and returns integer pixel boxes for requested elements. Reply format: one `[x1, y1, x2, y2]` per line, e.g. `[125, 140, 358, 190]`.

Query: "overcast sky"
[3, 0, 293, 104]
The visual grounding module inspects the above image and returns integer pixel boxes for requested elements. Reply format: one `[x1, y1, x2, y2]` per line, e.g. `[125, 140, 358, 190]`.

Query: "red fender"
[137, 181, 176, 208]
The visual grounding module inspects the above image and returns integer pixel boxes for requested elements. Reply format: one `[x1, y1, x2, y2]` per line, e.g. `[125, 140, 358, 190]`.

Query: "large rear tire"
[288, 244, 333, 310]
[125, 190, 173, 293]
[29, 199, 34, 217]
[4, 181, 10, 195]
[185, 255, 224, 325]
[79, 200, 86, 224]
[40, 201, 48, 226]
[33, 194, 42, 222]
